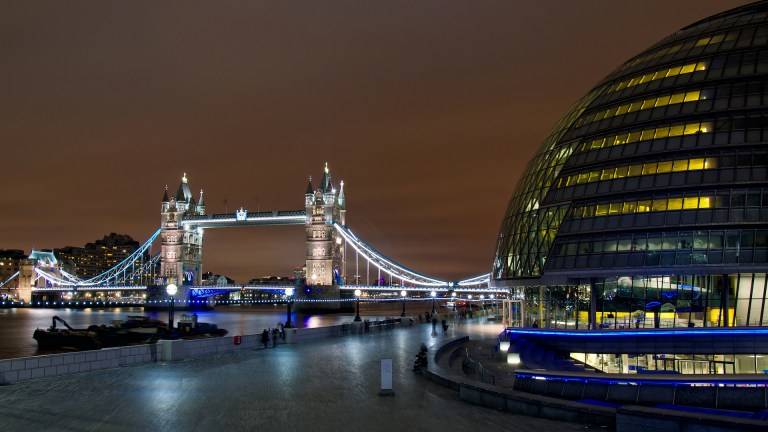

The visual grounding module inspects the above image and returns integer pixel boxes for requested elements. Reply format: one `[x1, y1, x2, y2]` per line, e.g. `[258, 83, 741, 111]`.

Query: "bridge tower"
[159, 174, 205, 289]
[17, 258, 34, 303]
[300, 163, 346, 310]
[18, 250, 62, 303]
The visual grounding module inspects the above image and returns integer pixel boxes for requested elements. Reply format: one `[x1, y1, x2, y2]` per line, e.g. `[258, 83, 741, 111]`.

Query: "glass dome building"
[493, 1, 768, 331]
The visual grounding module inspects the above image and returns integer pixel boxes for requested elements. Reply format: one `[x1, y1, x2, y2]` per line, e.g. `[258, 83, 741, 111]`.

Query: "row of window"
[560, 208, 768, 241]
[620, 19, 768, 76]
[556, 157, 716, 188]
[572, 196, 713, 219]
[571, 188, 768, 220]
[594, 49, 768, 112]
[576, 121, 711, 153]
[566, 116, 768, 171]
[621, 31, 737, 73]
[575, 90, 707, 128]
[554, 229, 768, 257]
[580, 78, 768, 138]
[546, 247, 768, 270]
[608, 61, 708, 93]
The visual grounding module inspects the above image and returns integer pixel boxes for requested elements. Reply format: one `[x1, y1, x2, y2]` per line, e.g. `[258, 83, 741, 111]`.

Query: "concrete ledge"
[617, 405, 768, 432]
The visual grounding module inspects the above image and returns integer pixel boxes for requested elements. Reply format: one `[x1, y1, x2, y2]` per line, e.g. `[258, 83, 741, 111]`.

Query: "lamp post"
[400, 290, 407, 317]
[354, 289, 362, 322]
[166, 283, 177, 332]
[467, 294, 473, 314]
[480, 294, 485, 310]
[285, 287, 295, 328]
[490, 294, 496, 312]
[451, 291, 457, 311]
[430, 290, 437, 315]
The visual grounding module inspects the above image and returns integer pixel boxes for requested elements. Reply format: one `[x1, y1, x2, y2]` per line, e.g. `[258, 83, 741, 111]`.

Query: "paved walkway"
[0, 321, 592, 432]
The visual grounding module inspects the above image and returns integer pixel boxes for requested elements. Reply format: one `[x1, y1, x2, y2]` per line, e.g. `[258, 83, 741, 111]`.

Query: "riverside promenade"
[0, 320, 589, 432]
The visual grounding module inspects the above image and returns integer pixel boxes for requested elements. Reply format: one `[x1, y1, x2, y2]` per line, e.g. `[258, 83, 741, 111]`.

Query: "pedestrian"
[261, 329, 269, 348]
[272, 328, 279, 347]
[431, 317, 437, 332]
[278, 322, 285, 340]
[442, 318, 448, 333]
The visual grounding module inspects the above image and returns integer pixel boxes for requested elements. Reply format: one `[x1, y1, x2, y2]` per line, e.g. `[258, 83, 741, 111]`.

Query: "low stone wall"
[0, 344, 159, 384]
[0, 321, 400, 385]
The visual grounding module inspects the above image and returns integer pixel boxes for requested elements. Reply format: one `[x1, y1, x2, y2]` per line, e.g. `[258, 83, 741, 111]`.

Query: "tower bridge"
[4, 164, 497, 309]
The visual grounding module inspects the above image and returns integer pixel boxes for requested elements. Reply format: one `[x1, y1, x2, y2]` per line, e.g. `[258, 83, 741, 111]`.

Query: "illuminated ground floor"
[501, 273, 768, 330]
[573, 352, 768, 375]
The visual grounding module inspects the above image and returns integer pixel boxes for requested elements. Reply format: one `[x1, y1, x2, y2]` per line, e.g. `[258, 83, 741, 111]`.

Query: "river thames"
[0, 299, 452, 359]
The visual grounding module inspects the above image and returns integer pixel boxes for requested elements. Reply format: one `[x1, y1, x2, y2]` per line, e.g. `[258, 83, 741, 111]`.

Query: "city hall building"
[493, 2, 768, 374]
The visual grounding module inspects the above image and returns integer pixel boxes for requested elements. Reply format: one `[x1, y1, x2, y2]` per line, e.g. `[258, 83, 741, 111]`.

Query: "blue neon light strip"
[507, 328, 768, 337]
[514, 372, 768, 387]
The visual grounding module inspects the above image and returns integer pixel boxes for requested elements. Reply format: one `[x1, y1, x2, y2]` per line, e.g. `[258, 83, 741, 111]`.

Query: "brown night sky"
[0, 1, 753, 284]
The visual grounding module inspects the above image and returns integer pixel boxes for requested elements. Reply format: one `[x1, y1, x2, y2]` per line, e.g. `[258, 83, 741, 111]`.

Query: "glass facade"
[493, 2, 768, 337]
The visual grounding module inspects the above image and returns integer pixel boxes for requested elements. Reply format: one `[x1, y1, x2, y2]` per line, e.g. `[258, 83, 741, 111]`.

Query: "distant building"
[54, 233, 144, 280]
[202, 271, 234, 286]
[0, 249, 26, 289]
[247, 276, 292, 286]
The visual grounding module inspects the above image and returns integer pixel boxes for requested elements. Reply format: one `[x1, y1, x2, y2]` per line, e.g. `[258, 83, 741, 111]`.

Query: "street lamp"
[285, 287, 295, 328]
[467, 294, 473, 314]
[354, 289, 362, 322]
[166, 283, 177, 331]
[400, 290, 407, 317]
[480, 294, 485, 310]
[430, 290, 437, 315]
[451, 291, 457, 311]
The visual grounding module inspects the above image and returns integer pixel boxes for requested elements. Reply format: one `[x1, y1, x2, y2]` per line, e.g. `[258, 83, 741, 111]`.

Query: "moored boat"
[34, 315, 228, 351]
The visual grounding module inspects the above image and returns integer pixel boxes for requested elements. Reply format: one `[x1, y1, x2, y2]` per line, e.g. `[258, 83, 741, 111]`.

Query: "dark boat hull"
[33, 328, 101, 351]
[33, 315, 228, 351]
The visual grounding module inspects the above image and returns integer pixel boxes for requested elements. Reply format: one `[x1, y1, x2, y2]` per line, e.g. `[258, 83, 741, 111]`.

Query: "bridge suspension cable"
[456, 273, 491, 287]
[80, 228, 161, 286]
[0, 271, 19, 289]
[334, 223, 450, 287]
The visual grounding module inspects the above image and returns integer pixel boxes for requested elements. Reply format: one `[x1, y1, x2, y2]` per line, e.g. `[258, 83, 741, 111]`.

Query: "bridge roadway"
[0, 322, 589, 432]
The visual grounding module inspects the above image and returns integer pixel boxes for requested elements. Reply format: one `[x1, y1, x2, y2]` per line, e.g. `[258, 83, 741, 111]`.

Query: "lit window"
[667, 198, 683, 210]
[572, 196, 716, 219]
[683, 197, 699, 209]
[579, 90, 704, 127]
[608, 61, 709, 93]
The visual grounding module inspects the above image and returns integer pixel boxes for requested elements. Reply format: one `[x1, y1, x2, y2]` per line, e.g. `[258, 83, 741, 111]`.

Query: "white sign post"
[379, 358, 394, 396]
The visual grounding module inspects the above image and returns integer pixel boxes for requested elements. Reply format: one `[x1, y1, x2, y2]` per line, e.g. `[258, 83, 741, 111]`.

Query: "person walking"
[261, 329, 269, 349]
[272, 328, 279, 347]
